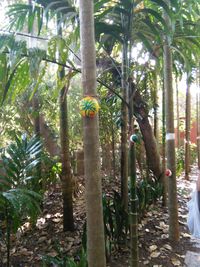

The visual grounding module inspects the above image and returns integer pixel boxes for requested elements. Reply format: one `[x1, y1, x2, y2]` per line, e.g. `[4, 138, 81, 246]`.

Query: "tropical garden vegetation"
[0, 0, 200, 266]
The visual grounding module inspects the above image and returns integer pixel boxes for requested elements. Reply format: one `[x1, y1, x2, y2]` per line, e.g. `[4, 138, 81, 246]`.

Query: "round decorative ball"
[79, 96, 100, 118]
[130, 134, 139, 143]
[165, 169, 172, 177]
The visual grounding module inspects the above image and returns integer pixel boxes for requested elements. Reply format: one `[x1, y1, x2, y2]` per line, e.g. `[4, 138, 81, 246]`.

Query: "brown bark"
[185, 74, 191, 180]
[162, 81, 167, 206]
[120, 40, 129, 210]
[176, 76, 180, 148]
[111, 119, 116, 179]
[59, 84, 74, 231]
[102, 143, 112, 173]
[197, 74, 200, 169]
[133, 90, 162, 179]
[76, 149, 84, 176]
[153, 69, 159, 139]
[79, 0, 106, 266]
[58, 17, 74, 231]
[163, 7, 179, 240]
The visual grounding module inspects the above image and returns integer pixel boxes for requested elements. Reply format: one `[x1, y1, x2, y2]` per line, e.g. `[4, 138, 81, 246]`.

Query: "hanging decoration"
[79, 96, 100, 118]
[165, 169, 172, 177]
[130, 134, 139, 143]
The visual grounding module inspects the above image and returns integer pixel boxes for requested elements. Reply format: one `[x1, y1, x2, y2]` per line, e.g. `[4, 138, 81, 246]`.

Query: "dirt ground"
[0, 167, 199, 267]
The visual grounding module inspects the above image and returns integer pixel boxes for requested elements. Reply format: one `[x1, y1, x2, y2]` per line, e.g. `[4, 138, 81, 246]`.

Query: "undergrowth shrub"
[176, 146, 184, 176]
[136, 176, 163, 217]
[0, 134, 42, 266]
[43, 175, 163, 264]
[42, 242, 87, 267]
[176, 144, 197, 176]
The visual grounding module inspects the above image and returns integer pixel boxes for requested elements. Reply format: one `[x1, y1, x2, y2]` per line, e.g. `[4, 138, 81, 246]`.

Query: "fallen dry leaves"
[1, 169, 200, 267]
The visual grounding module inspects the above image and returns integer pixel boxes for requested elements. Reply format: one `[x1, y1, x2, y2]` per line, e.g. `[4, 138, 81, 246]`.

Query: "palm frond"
[0, 134, 42, 232]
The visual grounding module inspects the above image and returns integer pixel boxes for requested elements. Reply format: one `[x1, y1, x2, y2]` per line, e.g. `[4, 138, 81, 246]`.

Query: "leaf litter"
[1, 168, 200, 266]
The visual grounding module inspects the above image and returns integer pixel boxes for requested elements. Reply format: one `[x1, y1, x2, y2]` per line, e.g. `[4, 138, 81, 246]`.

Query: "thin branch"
[0, 29, 81, 62]
[0, 29, 48, 41]
[2, 50, 129, 107]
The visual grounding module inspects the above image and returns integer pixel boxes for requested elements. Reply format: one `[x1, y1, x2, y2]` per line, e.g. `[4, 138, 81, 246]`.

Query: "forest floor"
[1, 165, 200, 267]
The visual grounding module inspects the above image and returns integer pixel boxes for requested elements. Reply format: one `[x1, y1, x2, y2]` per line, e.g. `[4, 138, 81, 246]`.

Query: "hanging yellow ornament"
[79, 96, 100, 118]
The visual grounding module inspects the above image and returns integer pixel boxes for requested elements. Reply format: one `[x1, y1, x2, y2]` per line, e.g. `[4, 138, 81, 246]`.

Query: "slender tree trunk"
[129, 84, 139, 267]
[153, 69, 159, 139]
[102, 142, 112, 174]
[111, 116, 116, 179]
[163, 5, 179, 240]
[129, 139, 138, 267]
[79, 1, 106, 266]
[121, 41, 129, 210]
[58, 22, 74, 231]
[6, 205, 10, 267]
[185, 73, 191, 180]
[197, 69, 200, 169]
[162, 81, 167, 206]
[133, 91, 162, 179]
[176, 76, 180, 148]
[28, 0, 42, 190]
[59, 81, 74, 231]
[28, 0, 40, 138]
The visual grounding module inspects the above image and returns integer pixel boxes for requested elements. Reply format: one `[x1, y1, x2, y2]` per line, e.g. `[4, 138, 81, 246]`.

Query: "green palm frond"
[6, 0, 77, 35]
[28, 47, 46, 78]
[6, 4, 43, 35]
[0, 134, 42, 232]
[1, 134, 42, 185]
[48, 36, 68, 62]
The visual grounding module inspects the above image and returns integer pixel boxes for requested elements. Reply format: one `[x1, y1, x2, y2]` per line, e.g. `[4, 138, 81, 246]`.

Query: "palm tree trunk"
[185, 73, 191, 180]
[121, 41, 129, 210]
[176, 76, 180, 148]
[197, 69, 200, 169]
[162, 81, 167, 206]
[58, 21, 74, 231]
[163, 5, 179, 240]
[129, 140, 138, 267]
[153, 69, 159, 139]
[28, 0, 40, 138]
[129, 84, 139, 267]
[111, 116, 116, 179]
[28, 0, 41, 189]
[59, 80, 74, 231]
[79, 1, 106, 266]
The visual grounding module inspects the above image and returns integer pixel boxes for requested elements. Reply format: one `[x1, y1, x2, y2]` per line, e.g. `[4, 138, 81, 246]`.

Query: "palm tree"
[185, 72, 192, 180]
[163, 0, 179, 242]
[197, 68, 200, 169]
[0, 134, 42, 267]
[79, 0, 106, 266]
[175, 75, 180, 148]
[5, 0, 77, 231]
[57, 17, 74, 231]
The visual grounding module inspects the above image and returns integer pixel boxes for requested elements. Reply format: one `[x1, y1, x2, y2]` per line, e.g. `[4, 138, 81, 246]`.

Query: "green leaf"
[143, 17, 162, 44]
[150, 0, 172, 19]
[2, 58, 25, 105]
[169, 0, 179, 10]
[94, 0, 109, 13]
[139, 8, 170, 34]
[95, 22, 123, 43]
